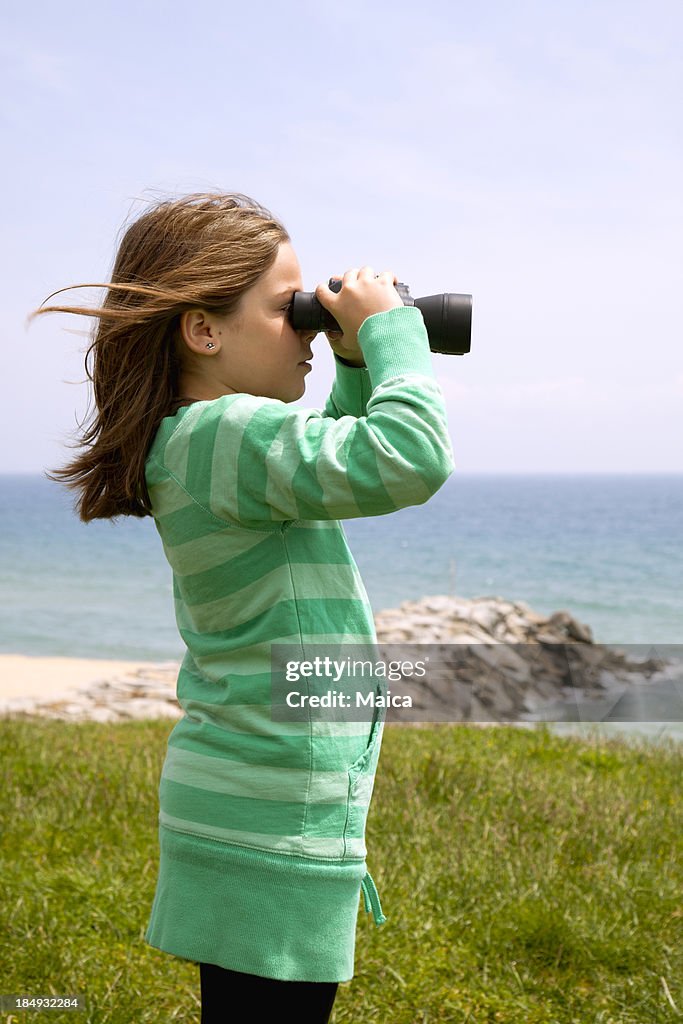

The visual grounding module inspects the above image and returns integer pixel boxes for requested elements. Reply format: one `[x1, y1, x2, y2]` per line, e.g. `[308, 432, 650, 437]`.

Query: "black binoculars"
[290, 278, 472, 355]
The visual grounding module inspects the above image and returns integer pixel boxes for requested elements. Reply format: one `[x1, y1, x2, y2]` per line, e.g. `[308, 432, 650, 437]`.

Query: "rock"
[468, 604, 503, 635]
[88, 707, 120, 724]
[547, 610, 594, 643]
[536, 632, 564, 645]
[373, 594, 672, 724]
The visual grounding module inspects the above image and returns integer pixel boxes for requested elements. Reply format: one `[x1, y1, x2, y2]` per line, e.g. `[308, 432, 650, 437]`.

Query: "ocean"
[1, 472, 681, 744]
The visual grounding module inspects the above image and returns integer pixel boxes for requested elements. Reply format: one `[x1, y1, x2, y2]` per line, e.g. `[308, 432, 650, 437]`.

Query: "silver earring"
[206, 342, 215, 350]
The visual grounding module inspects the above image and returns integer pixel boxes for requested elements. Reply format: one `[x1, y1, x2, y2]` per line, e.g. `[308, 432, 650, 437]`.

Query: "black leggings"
[199, 962, 339, 1023]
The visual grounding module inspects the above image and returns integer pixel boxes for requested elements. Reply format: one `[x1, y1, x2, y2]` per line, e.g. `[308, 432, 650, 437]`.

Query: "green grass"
[2, 717, 682, 1023]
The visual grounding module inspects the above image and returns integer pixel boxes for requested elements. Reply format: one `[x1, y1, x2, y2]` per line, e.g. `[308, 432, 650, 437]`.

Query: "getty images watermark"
[280, 650, 424, 711]
[270, 642, 683, 724]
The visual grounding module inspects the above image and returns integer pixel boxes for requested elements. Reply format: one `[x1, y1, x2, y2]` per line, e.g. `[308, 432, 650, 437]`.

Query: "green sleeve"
[323, 357, 373, 419]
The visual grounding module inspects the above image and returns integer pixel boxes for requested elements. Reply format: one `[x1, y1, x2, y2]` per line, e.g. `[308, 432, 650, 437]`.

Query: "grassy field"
[1, 716, 682, 1023]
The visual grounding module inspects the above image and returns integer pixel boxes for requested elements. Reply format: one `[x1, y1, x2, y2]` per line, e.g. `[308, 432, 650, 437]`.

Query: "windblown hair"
[29, 192, 290, 521]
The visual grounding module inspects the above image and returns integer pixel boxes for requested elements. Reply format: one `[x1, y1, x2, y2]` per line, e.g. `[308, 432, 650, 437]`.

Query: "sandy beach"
[0, 654, 171, 702]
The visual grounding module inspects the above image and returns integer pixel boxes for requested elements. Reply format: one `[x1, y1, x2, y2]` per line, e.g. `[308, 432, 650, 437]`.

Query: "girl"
[32, 192, 454, 1023]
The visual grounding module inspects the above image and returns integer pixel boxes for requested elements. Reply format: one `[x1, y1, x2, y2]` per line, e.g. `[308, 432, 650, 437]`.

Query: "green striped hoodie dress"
[143, 304, 454, 982]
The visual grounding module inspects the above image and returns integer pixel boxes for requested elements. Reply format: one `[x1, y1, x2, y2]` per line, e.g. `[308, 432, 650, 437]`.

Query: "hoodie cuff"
[332, 355, 373, 416]
[357, 305, 435, 389]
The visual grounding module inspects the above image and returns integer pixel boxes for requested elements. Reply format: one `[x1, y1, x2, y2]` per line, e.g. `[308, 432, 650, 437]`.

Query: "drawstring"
[361, 871, 387, 926]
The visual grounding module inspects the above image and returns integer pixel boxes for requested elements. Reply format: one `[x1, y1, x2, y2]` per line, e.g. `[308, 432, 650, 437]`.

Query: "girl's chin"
[280, 382, 307, 403]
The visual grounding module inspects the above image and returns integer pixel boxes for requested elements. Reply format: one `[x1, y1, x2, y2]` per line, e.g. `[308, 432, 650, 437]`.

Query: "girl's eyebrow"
[274, 287, 299, 299]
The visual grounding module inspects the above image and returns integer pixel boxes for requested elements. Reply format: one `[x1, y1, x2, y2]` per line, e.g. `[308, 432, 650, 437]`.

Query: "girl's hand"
[324, 327, 365, 367]
[316, 267, 403, 367]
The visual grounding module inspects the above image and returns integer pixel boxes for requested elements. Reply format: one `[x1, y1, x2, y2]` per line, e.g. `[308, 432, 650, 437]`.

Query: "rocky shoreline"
[0, 596, 673, 724]
[373, 596, 670, 723]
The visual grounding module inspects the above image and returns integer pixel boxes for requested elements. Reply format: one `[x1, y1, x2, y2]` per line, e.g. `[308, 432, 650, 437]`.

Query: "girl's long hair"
[29, 192, 290, 522]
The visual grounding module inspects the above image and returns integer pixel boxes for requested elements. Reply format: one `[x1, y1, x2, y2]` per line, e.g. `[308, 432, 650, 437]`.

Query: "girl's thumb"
[315, 280, 335, 310]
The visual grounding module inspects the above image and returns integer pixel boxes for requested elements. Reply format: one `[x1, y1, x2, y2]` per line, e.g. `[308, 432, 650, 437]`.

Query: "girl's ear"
[179, 309, 221, 355]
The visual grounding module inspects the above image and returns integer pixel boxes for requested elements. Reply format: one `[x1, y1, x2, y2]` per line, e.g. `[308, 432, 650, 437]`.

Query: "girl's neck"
[169, 395, 200, 413]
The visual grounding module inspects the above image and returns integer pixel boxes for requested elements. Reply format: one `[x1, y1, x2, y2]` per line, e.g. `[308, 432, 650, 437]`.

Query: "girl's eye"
[281, 303, 292, 314]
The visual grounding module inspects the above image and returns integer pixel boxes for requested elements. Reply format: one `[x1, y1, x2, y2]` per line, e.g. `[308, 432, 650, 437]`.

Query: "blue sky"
[3, 0, 681, 472]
